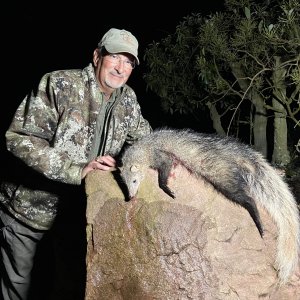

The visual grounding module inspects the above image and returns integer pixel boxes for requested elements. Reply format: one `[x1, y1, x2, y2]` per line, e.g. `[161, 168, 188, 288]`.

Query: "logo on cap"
[120, 31, 135, 46]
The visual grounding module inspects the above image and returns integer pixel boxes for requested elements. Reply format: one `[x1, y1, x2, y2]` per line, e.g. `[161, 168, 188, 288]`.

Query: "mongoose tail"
[119, 128, 300, 283]
[249, 161, 300, 284]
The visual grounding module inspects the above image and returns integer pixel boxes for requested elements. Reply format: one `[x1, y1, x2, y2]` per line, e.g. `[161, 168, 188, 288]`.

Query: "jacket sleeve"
[5, 73, 83, 185]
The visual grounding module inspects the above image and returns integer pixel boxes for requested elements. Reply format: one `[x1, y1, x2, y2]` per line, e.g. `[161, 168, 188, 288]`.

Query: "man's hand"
[81, 155, 116, 179]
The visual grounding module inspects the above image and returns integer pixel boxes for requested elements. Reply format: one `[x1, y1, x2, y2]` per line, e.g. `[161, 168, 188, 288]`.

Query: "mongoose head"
[118, 163, 145, 199]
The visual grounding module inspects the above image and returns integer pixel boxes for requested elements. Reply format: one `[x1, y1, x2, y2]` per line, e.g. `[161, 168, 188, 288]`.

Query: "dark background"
[1, 1, 225, 132]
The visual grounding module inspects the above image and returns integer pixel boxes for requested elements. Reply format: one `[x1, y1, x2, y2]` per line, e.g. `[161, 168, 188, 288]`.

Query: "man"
[0, 28, 152, 300]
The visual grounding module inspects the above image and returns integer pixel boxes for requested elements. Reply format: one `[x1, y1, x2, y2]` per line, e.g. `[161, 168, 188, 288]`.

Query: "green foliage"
[144, 0, 300, 145]
[144, 14, 208, 115]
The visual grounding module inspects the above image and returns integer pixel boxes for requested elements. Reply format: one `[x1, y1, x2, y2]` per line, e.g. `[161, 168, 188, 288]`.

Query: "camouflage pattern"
[0, 63, 152, 230]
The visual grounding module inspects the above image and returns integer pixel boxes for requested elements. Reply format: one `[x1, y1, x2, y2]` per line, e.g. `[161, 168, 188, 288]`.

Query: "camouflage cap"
[98, 28, 140, 65]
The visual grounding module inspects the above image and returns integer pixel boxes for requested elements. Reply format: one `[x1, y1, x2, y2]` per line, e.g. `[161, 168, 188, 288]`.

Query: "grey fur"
[118, 128, 300, 284]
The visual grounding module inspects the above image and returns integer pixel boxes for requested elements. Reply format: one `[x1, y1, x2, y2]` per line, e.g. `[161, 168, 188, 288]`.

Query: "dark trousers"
[0, 209, 45, 300]
[0, 185, 87, 300]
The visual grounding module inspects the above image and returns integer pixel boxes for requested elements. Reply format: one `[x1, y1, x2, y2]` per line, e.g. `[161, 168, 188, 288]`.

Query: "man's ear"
[93, 49, 100, 67]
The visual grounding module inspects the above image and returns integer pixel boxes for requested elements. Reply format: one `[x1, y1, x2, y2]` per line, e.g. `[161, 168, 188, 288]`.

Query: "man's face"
[95, 51, 135, 90]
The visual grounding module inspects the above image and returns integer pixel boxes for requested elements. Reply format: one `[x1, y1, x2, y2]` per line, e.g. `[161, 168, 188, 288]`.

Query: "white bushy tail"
[248, 162, 300, 284]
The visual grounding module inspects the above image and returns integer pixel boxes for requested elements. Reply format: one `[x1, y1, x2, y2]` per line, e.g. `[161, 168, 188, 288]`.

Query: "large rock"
[84, 166, 300, 300]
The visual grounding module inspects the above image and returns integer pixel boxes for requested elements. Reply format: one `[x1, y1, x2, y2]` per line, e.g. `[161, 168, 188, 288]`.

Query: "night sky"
[2, 1, 225, 135]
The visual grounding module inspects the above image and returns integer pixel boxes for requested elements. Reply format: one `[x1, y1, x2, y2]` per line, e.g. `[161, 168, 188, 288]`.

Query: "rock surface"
[84, 166, 300, 300]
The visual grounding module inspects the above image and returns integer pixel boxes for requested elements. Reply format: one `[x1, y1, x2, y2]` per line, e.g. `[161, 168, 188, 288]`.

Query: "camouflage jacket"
[0, 63, 152, 230]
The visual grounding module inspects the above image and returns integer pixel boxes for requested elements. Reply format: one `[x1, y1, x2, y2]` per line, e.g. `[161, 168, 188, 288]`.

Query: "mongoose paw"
[161, 185, 175, 199]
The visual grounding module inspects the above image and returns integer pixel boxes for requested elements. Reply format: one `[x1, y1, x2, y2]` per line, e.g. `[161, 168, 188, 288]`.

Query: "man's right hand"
[81, 155, 116, 179]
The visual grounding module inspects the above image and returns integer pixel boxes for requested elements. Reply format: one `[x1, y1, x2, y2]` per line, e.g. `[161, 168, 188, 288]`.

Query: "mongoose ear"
[130, 165, 139, 172]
